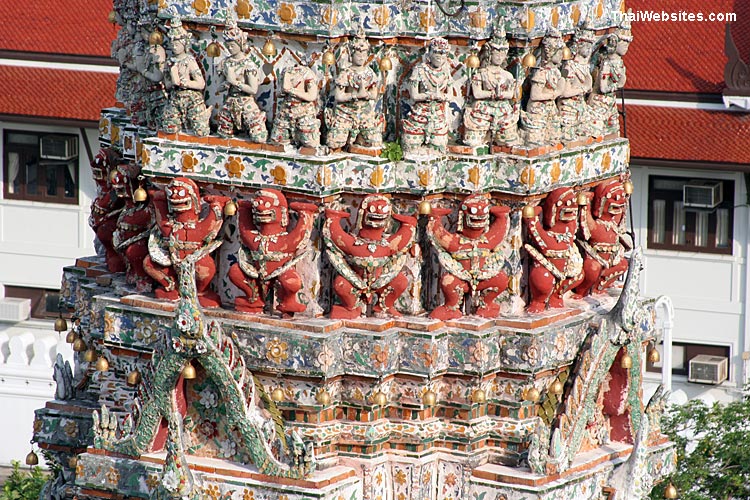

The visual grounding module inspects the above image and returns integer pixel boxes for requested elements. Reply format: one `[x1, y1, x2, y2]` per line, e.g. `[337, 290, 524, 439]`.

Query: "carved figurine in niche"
[111, 164, 155, 292]
[160, 18, 211, 137]
[112, 14, 141, 117]
[324, 195, 417, 319]
[521, 29, 565, 146]
[135, 18, 168, 130]
[89, 148, 125, 273]
[269, 59, 321, 148]
[558, 22, 596, 143]
[462, 29, 521, 148]
[227, 189, 317, 315]
[589, 16, 631, 137]
[427, 194, 511, 320]
[143, 177, 229, 307]
[327, 33, 384, 151]
[573, 180, 632, 297]
[523, 187, 584, 313]
[402, 37, 453, 155]
[216, 19, 268, 142]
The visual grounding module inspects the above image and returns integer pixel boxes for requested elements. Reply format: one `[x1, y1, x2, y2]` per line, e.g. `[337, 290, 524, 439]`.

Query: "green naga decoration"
[93, 257, 316, 496]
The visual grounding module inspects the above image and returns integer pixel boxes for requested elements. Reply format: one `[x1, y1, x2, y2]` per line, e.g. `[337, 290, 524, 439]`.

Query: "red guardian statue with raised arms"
[323, 195, 417, 319]
[523, 187, 584, 313]
[573, 180, 632, 297]
[111, 164, 155, 292]
[227, 189, 318, 315]
[427, 194, 511, 320]
[144, 177, 229, 307]
[89, 149, 126, 273]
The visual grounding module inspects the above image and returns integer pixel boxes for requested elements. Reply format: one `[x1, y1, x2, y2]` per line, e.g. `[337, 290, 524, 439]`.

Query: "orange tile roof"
[626, 105, 750, 165]
[0, 0, 116, 58]
[626, 0, 737, 94]
[0, 65, 117, 122]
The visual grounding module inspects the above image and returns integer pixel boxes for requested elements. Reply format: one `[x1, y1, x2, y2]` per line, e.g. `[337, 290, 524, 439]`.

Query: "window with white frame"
[3, 130, 79, 204]
[647, 175, 733, 254]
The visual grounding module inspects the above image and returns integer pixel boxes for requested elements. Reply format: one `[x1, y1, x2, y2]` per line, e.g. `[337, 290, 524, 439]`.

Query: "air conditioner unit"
[688, 354, 728, 384]
[40, 135, 78, 160]
[683, 180, 723, 208]
[0, 298, 31, 322]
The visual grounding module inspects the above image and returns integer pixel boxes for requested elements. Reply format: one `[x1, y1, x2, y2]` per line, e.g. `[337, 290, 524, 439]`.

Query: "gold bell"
[664, 482, 678, 499]
[551, 379, 564, 395]
[262, 38, 277, 57]
[577, 191, 589, 206]
[182, 361, 197, 380]
[224, 200, 237, 217]
[25, 450, 39, 466]
[322, 49, 336, 66]
[66, 330, 77, 344]
[525, 387, 541, 402]
[271, 387, 285, 402]
[316, 389, 331, 406]
[466, 53, 480, 69]
[562, 46, 573, 61]
[72, 338, 87, 352]
[54, 317, 68, 333]
[83, 348, 97, 363]
[422, 389, 437, 407]
[133, 186, 148, 203]
[648, 345, 661, 364]
[206, 41, 221, 58]
[624, 180, 634, 195]
[108, 10, 117, 24]
[522, 52, 537, 68]
[522, 205, 536, 219]
[95, 356, 109, 372]
[418, 200, 432, 215]
[379, 56, 393, 72]
[127, 370, 142, 386]
[621, 352, 633, 369]
[149, 30, 164, 46]
[373, 390, 388, 406]
[471, 388, 486, 404]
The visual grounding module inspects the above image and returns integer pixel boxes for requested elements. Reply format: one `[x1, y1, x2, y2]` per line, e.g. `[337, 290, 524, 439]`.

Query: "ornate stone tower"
[31, 1, 675, 499]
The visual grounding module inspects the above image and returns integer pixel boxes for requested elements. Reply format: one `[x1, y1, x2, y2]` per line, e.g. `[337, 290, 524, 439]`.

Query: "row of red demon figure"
[90, 149, 631, 320]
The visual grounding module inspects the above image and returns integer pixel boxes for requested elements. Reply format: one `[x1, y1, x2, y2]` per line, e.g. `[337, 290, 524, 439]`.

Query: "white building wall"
[0, 121, 97, 289]
[630, 165, 749, 389]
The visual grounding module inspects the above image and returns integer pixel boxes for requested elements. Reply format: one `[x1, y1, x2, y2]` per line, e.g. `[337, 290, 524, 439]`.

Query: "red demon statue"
[111, 164, 155, 292]
[323, 195, 417, 319]
[143, 177, 229, 307]
[573, 180, 632, 297]
[227, 189, 318, 315]
[523, 187, 584, 313]
[89, 149, 126, 272]
[427, 194, 511, 320]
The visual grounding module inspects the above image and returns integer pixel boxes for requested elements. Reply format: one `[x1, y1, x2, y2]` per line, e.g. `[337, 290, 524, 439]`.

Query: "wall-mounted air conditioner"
[683, 181, 723, 208]
[40, 135, 78, 160]
[0, 298, 31, 322]
[688, 354, 728, 384]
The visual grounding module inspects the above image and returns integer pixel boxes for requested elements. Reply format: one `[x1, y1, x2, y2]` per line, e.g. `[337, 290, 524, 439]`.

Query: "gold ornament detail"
[182, 361, 197, 380]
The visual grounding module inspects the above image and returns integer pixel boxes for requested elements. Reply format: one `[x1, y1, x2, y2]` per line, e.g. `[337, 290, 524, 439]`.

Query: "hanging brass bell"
[522, 205, 536, 219]
[624, 180, 634, 195]
[83, 348, 97, 363]
[316, 389, 331, 406]
[108, 10, 117, 24]
[648, 346, 661, 364]
[466, 53, 480, 69]
[133, 186, 148, 202]
[525, 387, 541, 402]
[562, 46, 573, 61]
[577, 191, 589, 206]
[206, 41, 222, 58]
[127, 370, 142, 386]
[379, 56, 393, 72]
[54, 317, 68, 332]
[182, 361, 197, 380]
[471, 388, 486, 404]
[522, 52, 537, 68]
[621, 352, 633, 369]
[149, 31, 163, 46]
[72, 338, 87, 352]
[262, 38, 277, 57]
[95, 356, 109, 372]
[25, 450, 39, 466]
[664, 482, 678, 499]
[373, 390, 388, 406]
[322, 49, 336, 66]
[551, 379, 564, 395]
[422, 389, 437, 407]
[271, 387, 285, 402]
[224, 200, 237, 216]
[418, 200, 432, 215]
[66, 330, 77, 344]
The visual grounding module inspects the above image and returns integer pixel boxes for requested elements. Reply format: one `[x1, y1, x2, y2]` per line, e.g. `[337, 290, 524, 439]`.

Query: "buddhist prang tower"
[31, 0, 676, 498]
